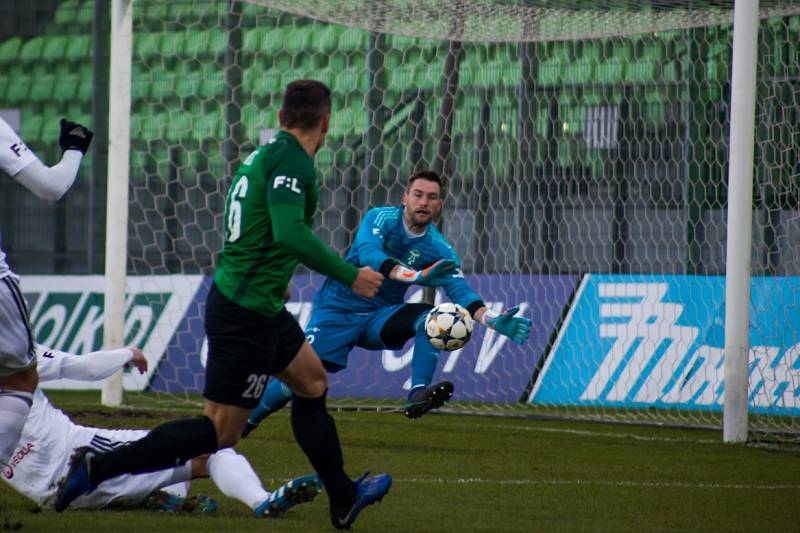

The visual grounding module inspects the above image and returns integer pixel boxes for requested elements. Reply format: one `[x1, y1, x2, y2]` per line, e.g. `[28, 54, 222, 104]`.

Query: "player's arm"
[270, 203, 359, 285]
[437, 251, 532, 345]
[354, 210, 456, 287]
[35, 345, 147, 383]
[11, 119, 93, 201]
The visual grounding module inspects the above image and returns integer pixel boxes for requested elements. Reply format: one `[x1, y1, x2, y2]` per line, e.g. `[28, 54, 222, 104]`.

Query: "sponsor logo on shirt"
[273, 176, 302, 194]
[3, 442, 34, 480]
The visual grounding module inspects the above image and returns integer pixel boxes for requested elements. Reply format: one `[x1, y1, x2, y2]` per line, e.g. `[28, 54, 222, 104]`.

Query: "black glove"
[59, 118, 94, 155]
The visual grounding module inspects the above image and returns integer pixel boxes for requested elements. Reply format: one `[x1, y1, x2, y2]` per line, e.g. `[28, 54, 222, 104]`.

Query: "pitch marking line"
[487, 423, 720, 444]
[396, 478, 800, 490]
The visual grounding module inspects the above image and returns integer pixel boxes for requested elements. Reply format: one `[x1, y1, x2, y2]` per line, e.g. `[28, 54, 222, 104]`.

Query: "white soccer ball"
[424, 302, 474, 351]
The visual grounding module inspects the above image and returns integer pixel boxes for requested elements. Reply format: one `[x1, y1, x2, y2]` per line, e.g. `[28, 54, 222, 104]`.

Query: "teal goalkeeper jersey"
[214, 131, 358, 317]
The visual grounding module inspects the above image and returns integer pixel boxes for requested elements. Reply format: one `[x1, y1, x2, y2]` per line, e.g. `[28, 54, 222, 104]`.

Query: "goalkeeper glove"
[483, 305, 532, 345]
[59, 118, 94, 155]
[391, 259, 457, 287]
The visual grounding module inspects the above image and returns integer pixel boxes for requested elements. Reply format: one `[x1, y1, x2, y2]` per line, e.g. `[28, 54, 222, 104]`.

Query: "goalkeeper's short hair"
[407, 170, 446, 198]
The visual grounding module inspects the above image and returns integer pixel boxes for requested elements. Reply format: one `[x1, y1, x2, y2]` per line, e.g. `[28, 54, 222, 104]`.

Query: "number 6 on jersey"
[226, 176, 249, 242]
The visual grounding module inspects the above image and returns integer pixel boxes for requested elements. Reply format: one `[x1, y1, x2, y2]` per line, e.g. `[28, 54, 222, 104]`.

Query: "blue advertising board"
[529, 274, 800, 415]
[150, 274, 578, 403]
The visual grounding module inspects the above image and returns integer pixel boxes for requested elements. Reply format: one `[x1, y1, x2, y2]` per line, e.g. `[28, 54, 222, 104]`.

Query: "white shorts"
[0, 276, 36, 377]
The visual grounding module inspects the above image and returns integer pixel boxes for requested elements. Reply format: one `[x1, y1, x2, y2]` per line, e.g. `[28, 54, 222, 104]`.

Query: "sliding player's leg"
[204, 449, 321, 517]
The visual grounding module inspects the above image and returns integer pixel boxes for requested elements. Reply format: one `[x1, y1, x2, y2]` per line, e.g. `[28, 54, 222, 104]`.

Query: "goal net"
[19, 0, 800, 440]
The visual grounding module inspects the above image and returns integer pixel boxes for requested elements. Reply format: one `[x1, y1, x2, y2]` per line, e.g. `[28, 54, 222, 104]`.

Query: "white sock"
[0, 391, 33, 464]
[207, 448, 270, 510]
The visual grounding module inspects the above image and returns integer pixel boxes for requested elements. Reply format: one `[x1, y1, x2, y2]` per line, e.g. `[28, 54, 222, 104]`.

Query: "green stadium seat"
[41, 35, 68, 64]
[596, 61, 625, 84]
[75, 2, 94, 29]
[140, 110, 167, 141]
[64, 35, 91, 62]
[625, 60, 657, 83]
[184, 30, 226, 61]
[159, 32, 185, 61]
[562, 61, 594, 85]
[5, 76, 32, 105]
[389, 64, 416, 91]
[19, 36, 46, 64]
[198, 71, 225, 100]
[165, 111, 191, 144]
[20, 114, 44, 141]
[284, 28, 311, 54]
[54, 0, 80, 29]
[242, 29, 262, 59]
[312, 26, 340, 55]
[30, 75, 56, 103]
[537, 58, 562, 85]
[261, 27, 289, 55]
[337, 30, 366, 52]
[77, 78, 93, 102]
[134, 32, 163, 63]
[0, 37, 21, 65]
[151, 74, 178, 101]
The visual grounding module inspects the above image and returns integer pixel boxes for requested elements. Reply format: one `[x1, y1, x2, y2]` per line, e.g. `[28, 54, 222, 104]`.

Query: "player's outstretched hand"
[352, 266, 383, 298]
[126, 347, 148, 374]
[415, 259, 457, 287]
[59, 118, 94, 155]
[487, 306, 532, 345]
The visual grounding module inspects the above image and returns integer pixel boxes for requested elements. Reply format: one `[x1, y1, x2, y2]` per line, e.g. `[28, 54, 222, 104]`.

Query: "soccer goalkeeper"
[243, 169, 532, 435]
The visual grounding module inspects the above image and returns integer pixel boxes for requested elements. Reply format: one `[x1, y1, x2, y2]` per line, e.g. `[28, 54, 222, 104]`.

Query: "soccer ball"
[424, 303, 474, 351]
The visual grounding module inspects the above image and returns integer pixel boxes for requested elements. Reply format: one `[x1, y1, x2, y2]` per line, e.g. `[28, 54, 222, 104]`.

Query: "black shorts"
[203, 283, 305, 408]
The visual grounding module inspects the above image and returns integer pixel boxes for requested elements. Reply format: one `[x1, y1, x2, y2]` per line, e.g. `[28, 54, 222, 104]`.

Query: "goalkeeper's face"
[403, 179, 443, 229]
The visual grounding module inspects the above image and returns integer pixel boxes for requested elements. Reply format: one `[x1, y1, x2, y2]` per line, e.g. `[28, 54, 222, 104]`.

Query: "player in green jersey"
[55, 81, 392, 529]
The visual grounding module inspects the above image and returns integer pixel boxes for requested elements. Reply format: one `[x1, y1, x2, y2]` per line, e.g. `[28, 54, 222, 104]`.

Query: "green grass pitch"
[1, 391, 798, 532]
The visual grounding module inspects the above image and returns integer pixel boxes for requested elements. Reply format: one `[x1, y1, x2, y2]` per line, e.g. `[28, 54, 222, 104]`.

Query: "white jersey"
[0, 117, 38, 280]
[1, 347, 190, 508]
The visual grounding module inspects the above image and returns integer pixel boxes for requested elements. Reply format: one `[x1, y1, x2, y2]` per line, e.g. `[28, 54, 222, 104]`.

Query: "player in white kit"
[0, 116, 93, 467]
[3, 344, 321, 516]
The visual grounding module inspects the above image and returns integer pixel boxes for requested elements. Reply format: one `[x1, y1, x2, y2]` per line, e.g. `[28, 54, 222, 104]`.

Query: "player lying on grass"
[3, 344, 320, 517]
[243, 169, 532, 435]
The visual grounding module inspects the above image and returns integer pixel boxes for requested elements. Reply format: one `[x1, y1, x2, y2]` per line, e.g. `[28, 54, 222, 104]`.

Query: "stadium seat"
[312, 26, 340, 55]
[261, 26, 289, 55]
[184, 30, 226, 62]
[242, 29, 262, 61]
[134, 32, 163, 64]
[54, 0, 81, 29]
[19, 36, 46, 65]
[20, 113, 44, 141]
[41, 35, 68, 64]
[337, 30, 367, 52]
[30, 75, 56, 104]
[0, 37, 21, 66]
[5, 76, 32, 106]
[64, 34, 91, 62]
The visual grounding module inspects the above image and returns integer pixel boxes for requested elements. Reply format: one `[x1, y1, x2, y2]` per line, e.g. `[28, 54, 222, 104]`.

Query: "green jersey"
[214, 131, 358, 317]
